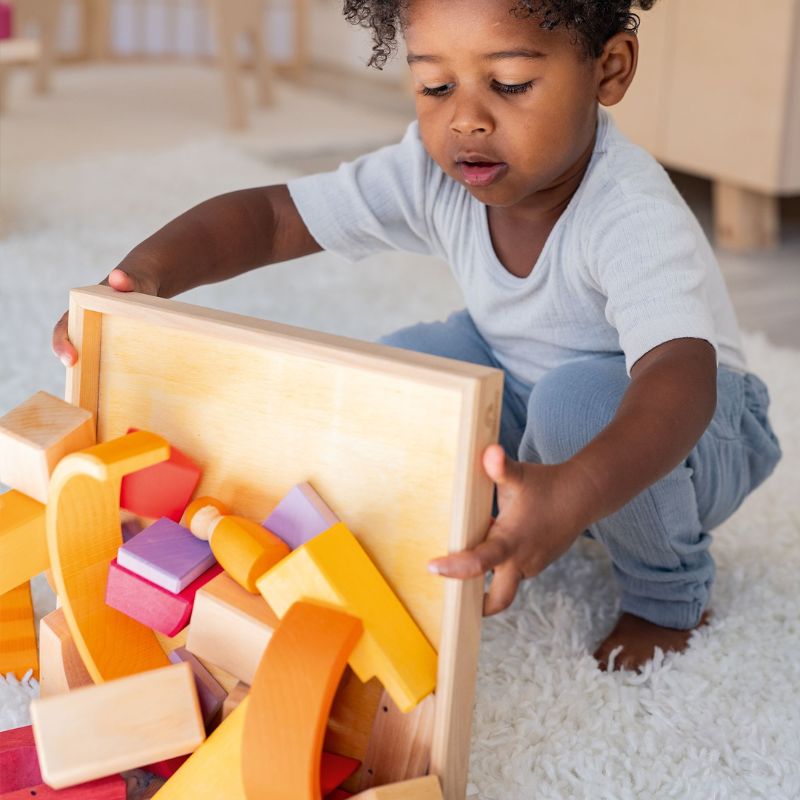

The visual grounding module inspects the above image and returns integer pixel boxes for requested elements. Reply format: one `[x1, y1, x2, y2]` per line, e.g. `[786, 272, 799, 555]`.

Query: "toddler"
[53, 0, 782, 671]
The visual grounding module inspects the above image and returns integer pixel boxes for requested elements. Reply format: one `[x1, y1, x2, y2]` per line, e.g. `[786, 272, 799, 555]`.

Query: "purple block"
[262, 482, 339, 550]
[168, 647, 226, 730]
[121, 518, 144, 542]
[117, 517, 216, 594]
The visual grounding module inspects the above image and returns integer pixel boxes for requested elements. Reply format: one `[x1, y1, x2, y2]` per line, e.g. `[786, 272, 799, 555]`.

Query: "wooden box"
[64, 285, 503, 799]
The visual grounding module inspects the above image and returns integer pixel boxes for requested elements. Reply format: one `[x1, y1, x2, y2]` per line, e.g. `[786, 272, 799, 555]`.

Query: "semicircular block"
[242, 601, 363, 800]
[46, 430, 173, 682]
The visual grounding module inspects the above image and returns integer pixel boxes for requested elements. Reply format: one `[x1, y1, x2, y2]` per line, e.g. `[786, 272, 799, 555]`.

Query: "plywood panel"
[66, 285, 503, 800]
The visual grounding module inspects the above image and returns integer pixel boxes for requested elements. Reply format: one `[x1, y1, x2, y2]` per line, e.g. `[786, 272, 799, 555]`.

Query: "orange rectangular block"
[0, 490, 48, 596]
[0, 581, 39, 680]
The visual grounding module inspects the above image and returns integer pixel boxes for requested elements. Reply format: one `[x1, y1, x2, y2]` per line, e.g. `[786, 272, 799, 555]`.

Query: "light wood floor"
[2, 62, 798, 347]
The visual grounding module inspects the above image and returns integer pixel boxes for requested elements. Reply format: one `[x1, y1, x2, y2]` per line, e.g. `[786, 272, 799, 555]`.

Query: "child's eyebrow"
[407, 49, 547, 64]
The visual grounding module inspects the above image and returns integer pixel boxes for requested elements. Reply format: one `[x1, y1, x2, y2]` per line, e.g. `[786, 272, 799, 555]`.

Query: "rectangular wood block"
[105, 559, 223, 636]
[38, 608, 93, 697]
[0, 581, 38, 680]
[263, 481, 339, 550]
[29, 662, 205, 789]
[0, 489, 48, 596]
[352, 776, 444, 800]
[0, 391, 94, 503]
[186, 572, 278, 685]
[117, 517, 216, 593]
[221, 681, 249, 721]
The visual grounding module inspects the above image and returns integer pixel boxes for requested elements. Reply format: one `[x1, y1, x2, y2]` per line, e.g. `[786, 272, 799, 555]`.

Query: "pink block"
[0, 5, 12, 40]
[263, 482, 339, 550]
[117, 517, 216, 594]
[105, 559, 223, 636]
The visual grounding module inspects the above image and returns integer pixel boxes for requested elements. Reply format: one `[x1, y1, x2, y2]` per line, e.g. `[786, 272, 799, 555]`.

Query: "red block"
[146, 754, 188, 780]
[325, 792, 353, 800]
[120, 429, 201, 522]
[105, 559, 223, 636]
[321, 752, 360, 795]
[0, 725, 124, 799]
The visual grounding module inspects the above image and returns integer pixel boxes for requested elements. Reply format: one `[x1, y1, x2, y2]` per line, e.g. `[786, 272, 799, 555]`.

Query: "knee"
[520, 357, 629, 464]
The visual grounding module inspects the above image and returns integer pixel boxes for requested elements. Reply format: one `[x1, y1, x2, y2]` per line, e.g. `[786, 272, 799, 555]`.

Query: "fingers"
[428, 534, 512, 579]
[482, 444, 524, 488]
[107, 268, 137, 292]
[483, 562, 522, 616]
[52, 310, 77, 367]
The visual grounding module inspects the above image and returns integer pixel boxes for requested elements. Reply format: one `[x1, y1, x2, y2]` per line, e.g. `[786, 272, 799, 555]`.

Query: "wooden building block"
[257, 523, 437, 713]
[184, 497, 289, 592]
[0, 489, 48, 596]
[321, 752, 361, 795]
[186, 572, 278, 685]
[38, 608, 92, 697]
[221, 680, 249, 720]
[29, 662, 205, 789]
[0, 724, 125, 799]
[120, 429, 201, 522]
[263, 481, 339, 550]
[0, 391, 95, 504]
[0, 581, 38, 680]
[351, 776, 444, 800]
[105, 559, 223, 637]
[46, 430, 172, 682]
[117, 517, 216, 594]
[358, 692, 436, 791]
[241, 601, 363, 800]
[168, 646, 227, 730]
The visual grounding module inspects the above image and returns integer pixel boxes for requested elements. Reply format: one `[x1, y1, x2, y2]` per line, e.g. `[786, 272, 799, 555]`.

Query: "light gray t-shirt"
[287, 108, 746, 384]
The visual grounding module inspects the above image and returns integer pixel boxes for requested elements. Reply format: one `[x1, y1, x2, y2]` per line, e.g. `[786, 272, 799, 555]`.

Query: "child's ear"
[595, 32, 639, 107]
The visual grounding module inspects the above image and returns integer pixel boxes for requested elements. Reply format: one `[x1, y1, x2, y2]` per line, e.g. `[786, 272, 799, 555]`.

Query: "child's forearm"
[116, 185, 321, 298]
[566, 337, 717, 527]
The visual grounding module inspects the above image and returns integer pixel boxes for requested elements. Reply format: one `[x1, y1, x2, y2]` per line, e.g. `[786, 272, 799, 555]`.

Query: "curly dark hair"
[343, 0, 658, 69]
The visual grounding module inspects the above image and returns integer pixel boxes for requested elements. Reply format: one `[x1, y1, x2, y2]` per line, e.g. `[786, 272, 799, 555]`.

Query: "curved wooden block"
[46, 431, 172, 682]
[241, 601, 363, 800]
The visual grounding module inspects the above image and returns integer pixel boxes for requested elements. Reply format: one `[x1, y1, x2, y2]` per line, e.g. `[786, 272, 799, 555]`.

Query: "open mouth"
[457, 161, 508, 187]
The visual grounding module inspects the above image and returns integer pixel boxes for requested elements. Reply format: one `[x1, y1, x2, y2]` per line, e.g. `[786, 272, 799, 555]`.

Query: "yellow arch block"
[46, 430, 172, 682]
[256, 523, 437, 713]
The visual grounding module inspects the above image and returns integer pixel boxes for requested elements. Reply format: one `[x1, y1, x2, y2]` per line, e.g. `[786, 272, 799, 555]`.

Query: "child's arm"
[428, 337, 717, 615]
[52, 185, 321, 365]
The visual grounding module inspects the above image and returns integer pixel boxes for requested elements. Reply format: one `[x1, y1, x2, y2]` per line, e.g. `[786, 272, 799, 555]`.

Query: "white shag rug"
[1, 141, 799, 800]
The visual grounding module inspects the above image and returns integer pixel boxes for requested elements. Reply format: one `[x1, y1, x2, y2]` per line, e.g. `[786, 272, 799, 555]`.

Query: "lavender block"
[117, 517, 216, 594]
[168, 646, 226, 730]
[262, 482, 339, 550]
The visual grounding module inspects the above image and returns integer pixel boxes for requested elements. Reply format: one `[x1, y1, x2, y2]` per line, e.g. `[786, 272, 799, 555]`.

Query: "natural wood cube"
[0, 391, 94, 502]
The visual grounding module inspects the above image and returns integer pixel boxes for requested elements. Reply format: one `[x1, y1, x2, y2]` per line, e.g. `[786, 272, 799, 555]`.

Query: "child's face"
[404, 0, 603, 211]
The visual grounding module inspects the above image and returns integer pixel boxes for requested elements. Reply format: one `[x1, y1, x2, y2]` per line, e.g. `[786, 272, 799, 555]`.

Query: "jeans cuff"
[619, 594, 708, 630]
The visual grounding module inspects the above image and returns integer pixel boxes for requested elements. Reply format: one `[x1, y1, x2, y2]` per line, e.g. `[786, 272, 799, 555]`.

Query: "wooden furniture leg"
[713, 181, 780, 251]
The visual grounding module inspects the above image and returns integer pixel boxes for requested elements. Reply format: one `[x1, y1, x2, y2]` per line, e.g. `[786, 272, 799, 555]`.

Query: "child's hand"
[428, 444, 592, 616]
[52, 268, 159, 367]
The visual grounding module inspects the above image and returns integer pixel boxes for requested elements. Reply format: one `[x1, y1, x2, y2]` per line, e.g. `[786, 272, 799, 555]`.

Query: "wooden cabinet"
[609, 0, 800, 250]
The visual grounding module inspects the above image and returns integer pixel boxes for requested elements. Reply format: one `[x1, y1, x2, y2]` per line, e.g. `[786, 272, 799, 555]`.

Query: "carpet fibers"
[1, 141, 798, 799]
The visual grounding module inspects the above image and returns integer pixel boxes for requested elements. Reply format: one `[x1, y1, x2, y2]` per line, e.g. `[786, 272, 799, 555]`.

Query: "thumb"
[107, 268, 140, 292]
[482, 443, 523, 488]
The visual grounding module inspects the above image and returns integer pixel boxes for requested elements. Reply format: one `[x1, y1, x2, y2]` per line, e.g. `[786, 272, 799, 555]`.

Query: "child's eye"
[493, 80, 533, 95]
[420, 84, 455, 97]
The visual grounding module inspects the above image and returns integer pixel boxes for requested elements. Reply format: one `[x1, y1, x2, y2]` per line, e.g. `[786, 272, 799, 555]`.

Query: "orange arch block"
[241, 601, 363, 800]
[46, 431, 172, 682]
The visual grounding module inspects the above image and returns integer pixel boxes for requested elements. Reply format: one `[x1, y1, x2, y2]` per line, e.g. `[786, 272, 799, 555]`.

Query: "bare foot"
[594, 610, 711, 672]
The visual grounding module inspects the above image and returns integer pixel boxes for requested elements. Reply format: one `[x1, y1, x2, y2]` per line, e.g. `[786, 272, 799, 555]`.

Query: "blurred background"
[0, 0, 799, 407]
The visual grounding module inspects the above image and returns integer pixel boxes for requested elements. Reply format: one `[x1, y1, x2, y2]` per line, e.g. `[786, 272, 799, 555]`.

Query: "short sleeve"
[587, 194, 719, 374]
[286, 122, 436, 262]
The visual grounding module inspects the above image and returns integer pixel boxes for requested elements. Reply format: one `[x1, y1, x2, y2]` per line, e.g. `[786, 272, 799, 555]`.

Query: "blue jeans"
[380, 310, 782, 629]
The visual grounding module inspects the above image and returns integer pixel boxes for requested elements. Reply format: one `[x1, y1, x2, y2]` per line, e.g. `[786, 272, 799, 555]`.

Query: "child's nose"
[449, 97, 494, 136]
